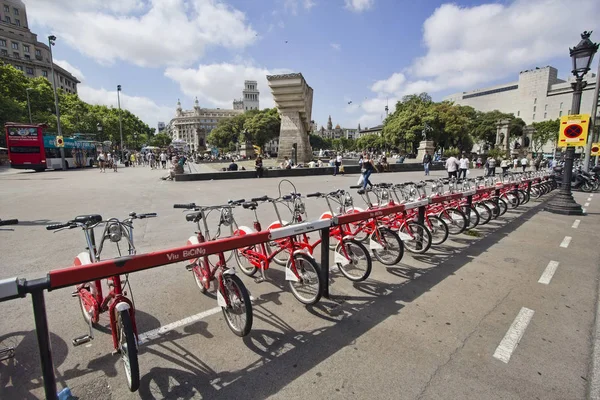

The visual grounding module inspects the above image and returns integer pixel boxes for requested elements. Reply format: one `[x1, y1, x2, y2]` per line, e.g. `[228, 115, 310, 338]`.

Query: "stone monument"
[267, 73, 313, 163]
[495, 119, 511, 153]
[416, 123, 435, 162]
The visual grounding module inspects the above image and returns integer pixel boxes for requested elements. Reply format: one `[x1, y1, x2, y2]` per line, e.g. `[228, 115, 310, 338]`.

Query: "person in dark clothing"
[255, 155, 263, 178]
[228, 159, 238, 171]
[362, 154, 378, 189]
[423, 151, 432, 176]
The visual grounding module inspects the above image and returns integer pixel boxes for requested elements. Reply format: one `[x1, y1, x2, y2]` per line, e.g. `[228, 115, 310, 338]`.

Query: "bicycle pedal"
[254, 277, 265, 284]
[72, 335, 93, 346]
[71, 291, 79, 297]
[185, 264, 195, 271]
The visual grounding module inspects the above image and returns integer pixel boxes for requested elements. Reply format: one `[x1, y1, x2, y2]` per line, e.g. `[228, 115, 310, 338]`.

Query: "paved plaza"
[1, 166, 599, 399]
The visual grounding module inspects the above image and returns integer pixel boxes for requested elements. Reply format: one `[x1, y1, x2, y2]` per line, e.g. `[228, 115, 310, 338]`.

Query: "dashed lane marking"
[538, 261, 559, 284]
[585, 203, 590, 207]
[572, 219, 581, 229]
[493, 307, 535, 363]
[560, 236, 572, 248]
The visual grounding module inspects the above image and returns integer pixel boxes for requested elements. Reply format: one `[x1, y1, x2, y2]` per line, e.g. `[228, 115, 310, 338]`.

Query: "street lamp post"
[96, 122, 103, 142]
[117, 85, 124, 164]
[546, 31, 599, 215]
[134, 132, 138, 150]
[48, 35, 66, 170]
[25, 88, 33, 123]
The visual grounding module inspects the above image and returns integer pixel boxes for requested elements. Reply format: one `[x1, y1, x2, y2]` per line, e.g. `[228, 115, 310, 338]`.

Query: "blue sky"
[25, 0, 600, 131]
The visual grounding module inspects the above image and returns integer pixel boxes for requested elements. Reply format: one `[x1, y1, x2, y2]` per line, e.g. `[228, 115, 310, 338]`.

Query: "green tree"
[471, 110, 525, 149]
[309, 134, 328, 149]
[531, 119, 560, 153]
[150, 133, 171, 147]
[356, 134, 385, 151]
[243, 108, 280, 148]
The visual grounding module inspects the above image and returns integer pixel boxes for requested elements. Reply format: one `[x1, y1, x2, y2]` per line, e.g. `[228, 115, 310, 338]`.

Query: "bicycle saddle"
[73, 214, 102, 225]
[185, 212, 202, 222]
[242, 201, 258, 209]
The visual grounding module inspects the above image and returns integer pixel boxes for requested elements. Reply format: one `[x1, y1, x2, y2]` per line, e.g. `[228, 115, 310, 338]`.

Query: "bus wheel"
[64, 161, 69, 169]
[34, 168, 45, 172]
[88, 159, 93, 168]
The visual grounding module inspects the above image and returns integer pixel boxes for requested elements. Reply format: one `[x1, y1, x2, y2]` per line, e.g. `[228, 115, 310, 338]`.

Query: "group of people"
[96, 151, 118, 173]
[126, 150, 170, 170]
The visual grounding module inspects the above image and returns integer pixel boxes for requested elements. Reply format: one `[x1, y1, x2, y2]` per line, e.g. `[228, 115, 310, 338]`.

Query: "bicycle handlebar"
[349, 185, 362, 189]
[0, 219, 18, 226]
[174, 203, 196, 209]
[136, 213, 157, 219]
[251, 195, 269, 202]
[228, 199, 245, 205]
[46, 222, 73, 231]
[306, 192, 321, 198]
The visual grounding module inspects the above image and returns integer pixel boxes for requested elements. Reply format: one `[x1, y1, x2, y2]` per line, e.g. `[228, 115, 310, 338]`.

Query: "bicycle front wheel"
[399, 221, 432, 254]
[371, 227, 404, 265]
[335, 239, 372, 282]
[440, 207, 467, 234]
[287, 253, 323, 305]
[221, 274, 253, 337]
[474, 202, 492, 225]
[425, 215, 449, 245]
[460, 205, 480, 229]
[116, 308, 140, 392]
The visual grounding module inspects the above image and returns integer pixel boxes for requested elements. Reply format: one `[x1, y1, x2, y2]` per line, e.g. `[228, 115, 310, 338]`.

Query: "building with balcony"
[0, 0, 80, 93]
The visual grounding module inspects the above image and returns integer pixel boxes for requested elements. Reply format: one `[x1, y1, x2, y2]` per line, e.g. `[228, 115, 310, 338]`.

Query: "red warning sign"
[557, 114, 589, 147]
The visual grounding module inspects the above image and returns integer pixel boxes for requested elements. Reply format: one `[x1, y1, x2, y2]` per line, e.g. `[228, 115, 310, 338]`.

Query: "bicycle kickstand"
[72, 311, 95, 346]
[254, 262, 267, 284]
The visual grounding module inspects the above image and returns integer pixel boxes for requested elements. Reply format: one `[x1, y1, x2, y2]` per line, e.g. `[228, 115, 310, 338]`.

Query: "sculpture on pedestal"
[267, 73, 314, 163]
[416, 123, 435, 162]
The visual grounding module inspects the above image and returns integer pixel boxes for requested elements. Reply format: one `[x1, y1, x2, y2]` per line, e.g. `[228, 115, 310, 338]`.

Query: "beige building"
[233, 80, 260, 111]
[167, 98, 244, 152]
[445, 66, 598, 125]
[0, 0, 79, 93]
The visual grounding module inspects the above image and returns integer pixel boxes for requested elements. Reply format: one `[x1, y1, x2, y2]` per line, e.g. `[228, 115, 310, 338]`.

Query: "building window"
[534, 98, 537, 104]
[533, 106, 536, 112]
[15, 19, 19, 26]
[560, 102, 563, 109]
[544, 104, 547, 111]
[35, 49, 41, 56]
[0, 39, 5, 47]
[1, 49, 7, 56]
[11, 41, 17, 49]
[5, 16, 10, 23]
[543, 112, 547, 119]
[532, 114, 535, 120]
[559, 111, 562, 117]
[24, 54, 29, 59]
[15, 65, 22, 71]
[517, 110, 520, 117]
[12, 51, 18, 58]
[13, 7, 18, 15]
[25, 67, 33, 75]
[3, 5, 9, 12]
[23, 44, 29, 53]
[42, 70, 48, 77]
[59, 76, 63, 83]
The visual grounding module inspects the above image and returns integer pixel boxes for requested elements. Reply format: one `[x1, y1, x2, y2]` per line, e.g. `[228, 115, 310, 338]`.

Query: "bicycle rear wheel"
[371, 227, 404, 265]
[496, 197, 508, 216]
[474, 202, 492, 225]
[116, 308, 140, 392]
[287, 253, 323, 305]
[425, 215, 449, 245]
[484, 200, 500, 219]
[501, 192, 520, 209]
[460, 205, 480, 229]
[399, 221, 432, 254]
[335, 238, 372, 282]
[221, 274, 253, 337]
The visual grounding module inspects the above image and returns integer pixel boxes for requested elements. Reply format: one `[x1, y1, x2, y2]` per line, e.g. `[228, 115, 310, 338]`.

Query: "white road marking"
[572, 219, 581, 229]
[493, 307, 535, 363]
[560, 236, 572, 248]
[538, 261, 560, 284]
[138, 296, 256, 345]
[585, 203, 590, 207]
[584, 208, 588, 214]
[588, 197, 592, 202]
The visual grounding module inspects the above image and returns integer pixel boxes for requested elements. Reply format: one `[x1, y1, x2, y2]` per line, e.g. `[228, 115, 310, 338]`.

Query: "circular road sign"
[592, 145, 599, 153]
[564, 124, 583, 139]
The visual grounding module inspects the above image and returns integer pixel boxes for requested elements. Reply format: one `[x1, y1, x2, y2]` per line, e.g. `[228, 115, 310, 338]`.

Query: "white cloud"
[78, 85, 173, 131]
[330, 43, 341, 51]
[54, 59, 85, 82]
[164, 63, 293, 109]
[284, 0, 316, 14]
[352, 0, 600, 126]
[27, 0, 257, 67]
[344, 0, 374, 13]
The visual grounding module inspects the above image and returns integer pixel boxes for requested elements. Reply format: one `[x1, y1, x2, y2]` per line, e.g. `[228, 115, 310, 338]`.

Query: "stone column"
[416, 140, 435, 161]
[496, 119, 511, 152]
[278, 111, 312, 161]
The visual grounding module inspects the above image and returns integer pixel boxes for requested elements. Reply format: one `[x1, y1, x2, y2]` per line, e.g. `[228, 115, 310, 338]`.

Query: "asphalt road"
[0, 165, 598, 400]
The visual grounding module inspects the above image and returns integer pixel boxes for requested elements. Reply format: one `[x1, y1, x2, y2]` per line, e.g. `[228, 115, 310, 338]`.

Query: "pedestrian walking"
[520, 156, 528, 172]
[333, 153, 342, 176]
[97, 151, 106, 172]
[361, 154, 377, 189]
[255, 155, 263, 178]
[500, 157, 509, 175]
[130, 152, 136, 167]
[458, 153, 469, 179]
[486, 157, 496, 176]
[160, 151, 167, 169]
[513, 158, 519, 170]
[476, 156, 482, 168]
[423, 150, 432, 176]
[445, 154, 459, 178]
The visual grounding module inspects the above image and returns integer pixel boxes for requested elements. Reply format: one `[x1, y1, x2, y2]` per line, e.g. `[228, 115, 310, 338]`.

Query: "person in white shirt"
[520, 156, 528, 172]
[308, 160, 316, 168]
[160, 151, 168, 169]
[458, 154, 469, 178]
[445, 155, 459, 178]
[334, 153, 343, 176]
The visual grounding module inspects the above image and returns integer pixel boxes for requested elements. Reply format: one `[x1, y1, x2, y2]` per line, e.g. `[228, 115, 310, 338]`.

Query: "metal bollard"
[466, 194, 473, 228]
[417, 205, 426, 250]
[320, 226, 330, 299]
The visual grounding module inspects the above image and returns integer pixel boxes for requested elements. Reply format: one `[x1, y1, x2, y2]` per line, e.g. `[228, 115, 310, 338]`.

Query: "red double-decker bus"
[5, 123, 46, 171]
[5, 123, 101, 171]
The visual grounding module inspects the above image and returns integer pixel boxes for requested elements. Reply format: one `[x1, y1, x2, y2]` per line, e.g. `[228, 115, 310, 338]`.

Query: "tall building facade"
[0, 0, 80, 93]
[166, 98, 243, 152]
[157, 121, 165, 133]
[233, 80, 260, 111]
[445, 66, 598, 125]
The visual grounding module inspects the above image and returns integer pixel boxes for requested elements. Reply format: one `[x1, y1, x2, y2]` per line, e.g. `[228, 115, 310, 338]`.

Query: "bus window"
[9, 146, 41, 153]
